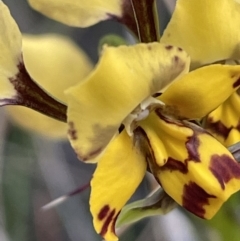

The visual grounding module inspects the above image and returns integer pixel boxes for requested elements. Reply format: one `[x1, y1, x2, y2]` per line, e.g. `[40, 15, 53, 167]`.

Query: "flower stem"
[119, 0, 160, 43]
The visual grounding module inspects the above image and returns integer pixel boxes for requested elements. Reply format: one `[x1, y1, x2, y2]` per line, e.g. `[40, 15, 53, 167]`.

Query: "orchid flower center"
[122, 96, 165, 136]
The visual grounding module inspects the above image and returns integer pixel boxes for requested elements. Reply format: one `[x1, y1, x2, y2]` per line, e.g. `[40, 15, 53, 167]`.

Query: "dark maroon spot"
[205, 118, 231, 139]
[165, 45, 173, 50]
[182, 182, 216, 218]
[210, 154, 240, 190]
[233, 77, 240, 88]
[161, 157, 188, 174]
[68, 121, 77, 140]
[100, 209, 116, 237]
[178, 47, 183, 51]
[98, 205, 110, 221]
[186, 134, 200, 162]
[152, 92, 162, 98]
[118, 124, 124, 133]
[174, 56, 179, 63]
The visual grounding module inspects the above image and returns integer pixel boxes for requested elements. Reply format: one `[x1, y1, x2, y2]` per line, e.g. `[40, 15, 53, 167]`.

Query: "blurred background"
[1, 0, 240, 240]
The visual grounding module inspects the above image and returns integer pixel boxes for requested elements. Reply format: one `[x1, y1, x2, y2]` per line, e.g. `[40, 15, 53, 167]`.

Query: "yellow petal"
[204, 91, 240, 146]
[159, 65, 240, 120]
[66, 43, 190, 162]
[139, 111, 240, 219]
[28, 0, 122, 27]
[0, 2, 22, 104]
[90, 130, 147, 241]
[161, 0, 240, 69]
[7, 34, 92, 138]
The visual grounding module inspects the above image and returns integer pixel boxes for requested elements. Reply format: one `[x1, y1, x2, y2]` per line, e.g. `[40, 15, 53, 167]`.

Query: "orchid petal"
[161, 0, 240, 68]
[66, 43, 190, 162]
[28, 0, 123, 27]
[7, 34, 92, 138]
[138, 112, 240, 219]
[159, 65, 240, 120]
[204, 91, 240, 146]
[90, 130, 147, 241]
[0, 1, 22, 105]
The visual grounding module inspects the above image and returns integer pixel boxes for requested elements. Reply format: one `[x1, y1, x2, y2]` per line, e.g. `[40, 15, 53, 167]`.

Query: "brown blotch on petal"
[174, 56, 179, 63]
[186, 134, 200, 162]
[233, 77, 240, 88]
[182, 182, 216, 218]
[178, 47, 183, 51]
[165, 45, 173, 50]
[68, 121, 78, 140]
[100, 209, 116, 237]
[160, 157, 188, 174]
[210, 154, 240, 190]
[98, 205, 110, 221]
[205, 118, 231, 139]
[147, 45, 152, 50]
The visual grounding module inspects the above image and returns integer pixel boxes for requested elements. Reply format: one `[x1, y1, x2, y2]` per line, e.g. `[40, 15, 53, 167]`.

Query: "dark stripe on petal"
[205, 118, 231, 139]
[100, 209, 116, 237]
[98, 205, 110, 221]
[182, 182, 216, 218]
[165, 45, 173, 50]
[160, 157, 188, 174]
[68, 121, 78, 140]
[133, 127, 162, 184]
[209, 154, 240, 190]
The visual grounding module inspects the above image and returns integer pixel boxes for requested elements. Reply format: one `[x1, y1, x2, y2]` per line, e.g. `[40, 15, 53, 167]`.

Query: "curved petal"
[28, 0, 123, 27]
[0, 1, 22, 105]
[161, 0, 240, 68]
[7, 34, 92, 138]
[138, 112, 240, 219]
[159, 64, 240, 120]
[204, 91, 240, 146]
[90, 130, 147, 241]
[66, 43, 190, 162]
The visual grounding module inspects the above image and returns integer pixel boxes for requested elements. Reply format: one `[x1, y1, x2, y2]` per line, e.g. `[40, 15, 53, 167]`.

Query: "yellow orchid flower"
[160, 0, 240, 147]
[7, 34, 92, 138]
[2, 0, 240, 240]
[65, 40, 240, 239]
